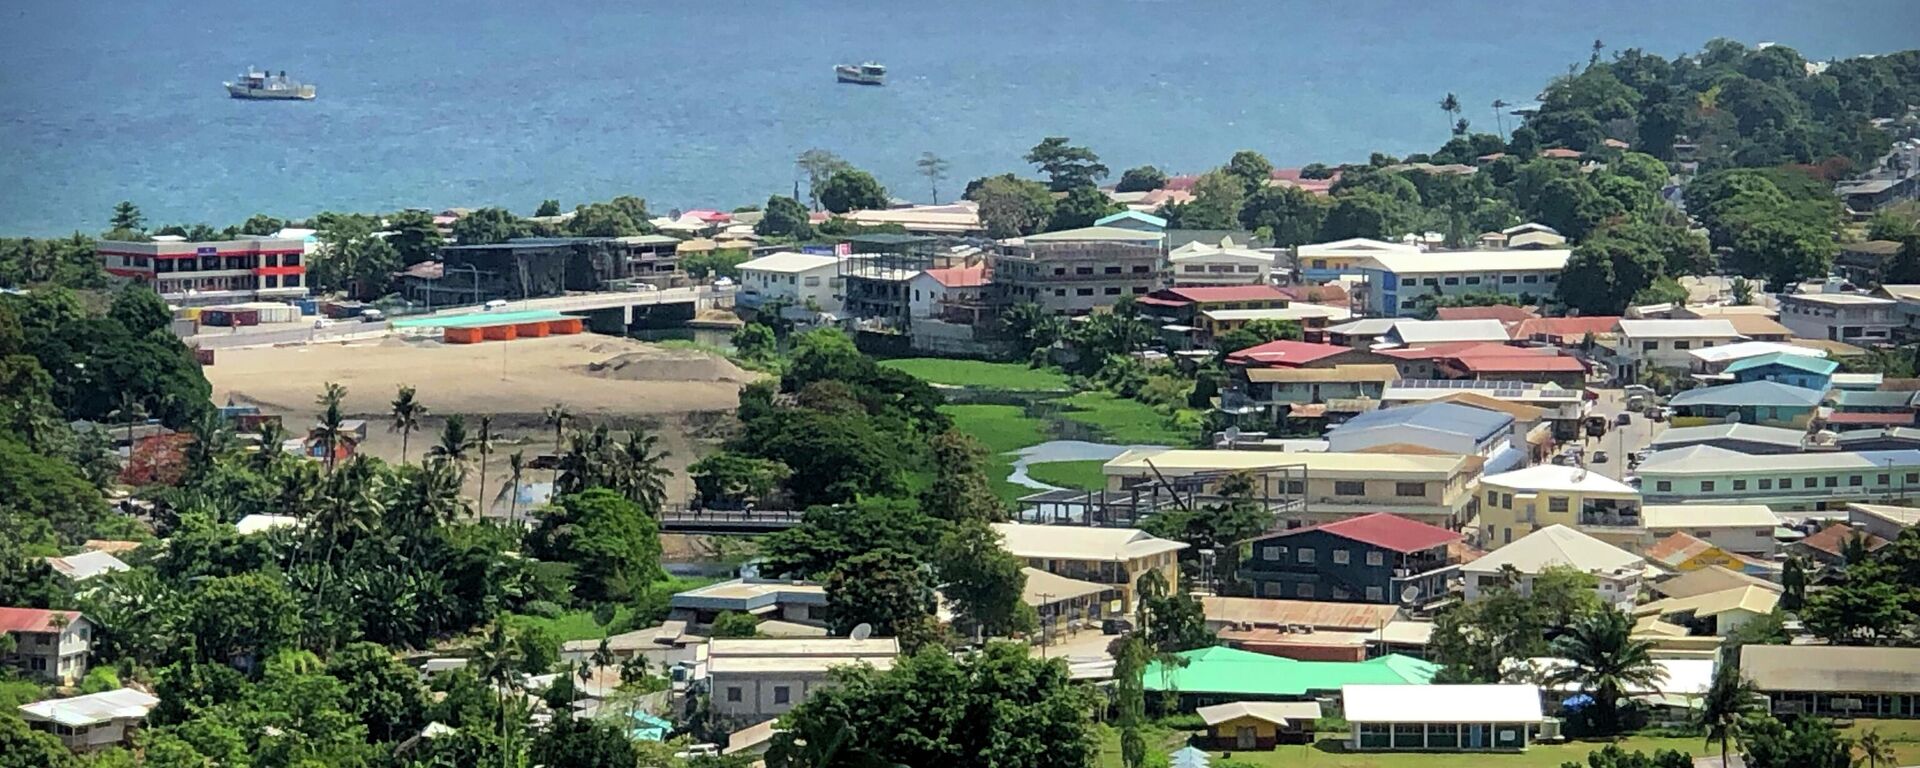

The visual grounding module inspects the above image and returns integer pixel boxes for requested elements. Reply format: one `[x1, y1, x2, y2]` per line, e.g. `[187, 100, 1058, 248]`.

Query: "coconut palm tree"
[314, 456, 385, 567]
[313, 383, 349, 473]
[429, 414, 471, 476]
[473, 621, 526, 768]
[1857, 729, 1895, 768]
[504, 451, 527, 528]
[1698, 661, 1760, 768]
[542, 403, 574, 484]
[1439, 92, 1462, 136]
[1491, 99, 1511, 139]
[618, 427, 672, 511]
[1545, 609, 1667, 734]
[474, 415, 496, 517]
[389, 385, 427, 464]
[253, 419, 288, 473]
[184, 410, 233, 479]
[414, 458, 468, 526]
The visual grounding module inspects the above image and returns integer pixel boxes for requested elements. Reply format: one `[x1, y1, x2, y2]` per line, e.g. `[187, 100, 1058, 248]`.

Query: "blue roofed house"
[1095, 210, 1169, 233]
[1724, 352, 1839, 390]
[1326, 401, 1523, 472]
[1667, 381, 1825, 429]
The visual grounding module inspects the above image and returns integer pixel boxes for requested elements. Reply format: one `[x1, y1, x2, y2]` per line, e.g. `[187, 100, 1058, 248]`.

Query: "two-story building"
[1166, 238, 1277, 286]
[1460, 525, 1645, 609]
[1293, 238, 1418, 283]
[1636, 445, 1920, 511]
[1101, 449, 1482, 528]
[736, 252, 845, 317]
[990, 523, 1185, 612]
[1724, 352, 1838, 390]
[1637, 505, 1780, 558]
[0, 607, 91, 685]
[1613, 319, 1746, 378]
[705, 638, 899, 727]
[907, 264, 988, 324]
[1476, 465, 1642, 548]
[1224, 340, 1390, 370]
[1666, 381, 1824, 429]
[1242, 513, 1461, 608]
[1324, 402, 1520, 472]
[1354, 250, 1571, 317]
[667, 578, 827, 632]
[1236, 365, 1401, 424]
[99, 237, 309, 306]
[1778, 290, 1898, 345]
[1688, 341, 1830, 375]
[990, 226, 1166, 316]
[1138, 285, 1294, 346]
[1742, 645, 1920, 719]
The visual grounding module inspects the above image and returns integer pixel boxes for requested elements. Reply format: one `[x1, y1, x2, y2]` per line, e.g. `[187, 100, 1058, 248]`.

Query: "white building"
[0, 608, 92, 684]
[1688, 341, 1828, 374]
[1294, 238, 1419, 282]
[1614, 319, 1745, 377]
[18, 688, 158, 751]
[1777, 291, 1898, 344]
[43, 551, 129, 581]
[1343, 684, 1545, 751]
[736, 252, 845, 316]
[1167, 239, 1277, 286]
[1355, 249, 1571, 318]
[1639, 505, 1779, 557]
[1460, 525, 1645, 608]
[705, 638, 898, 726]
[907, 264, 987, 320]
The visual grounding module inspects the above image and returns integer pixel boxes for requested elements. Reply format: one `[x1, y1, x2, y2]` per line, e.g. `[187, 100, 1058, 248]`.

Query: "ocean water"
[2, 0, 1916, 235]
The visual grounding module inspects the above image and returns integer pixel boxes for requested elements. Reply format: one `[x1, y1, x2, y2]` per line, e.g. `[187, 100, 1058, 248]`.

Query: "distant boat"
[835, 62, 886, 86]
[224, 68, 315, 101]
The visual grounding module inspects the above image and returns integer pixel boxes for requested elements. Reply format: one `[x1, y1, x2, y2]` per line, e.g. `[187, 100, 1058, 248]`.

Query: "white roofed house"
[1639, 504, 1779, 558]
[1352, 249, 1571, 318]
[1342, 684, 1545, 751]
[1460, 525, 1645, 609]
[1379, 319, 1514, 347]
[1687, 340, 1828, 374]
[18, 688, 159, 751]
[735, 251, 845, 318]
[1101, 449, 1482, 528]
[991, 523, 1185, 613]
[1294, 237, 1419, 282]
[1166, 238, 1277, 286]
[704, 638, 899, 728]
[44, 551, 130, 582]
[1611, 319, 1745, 379]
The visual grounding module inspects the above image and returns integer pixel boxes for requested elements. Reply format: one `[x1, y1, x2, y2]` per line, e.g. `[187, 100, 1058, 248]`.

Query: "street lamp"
[447, 263, 483, 307]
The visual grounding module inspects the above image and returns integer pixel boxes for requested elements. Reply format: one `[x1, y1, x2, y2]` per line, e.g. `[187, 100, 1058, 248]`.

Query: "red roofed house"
[1271, 282, 1351, 307]
[909, 263, 990, 324]
[1139, 285, 1294, 323]
[1794, 523, 1890, 568]
[1242, 513, 1462, 608]
[1510, 316, 1622, 347]
[1434, 305, 1538, 324]
[1224, 339, 1392, 370]
[1540, 148, 1584, 159]
[1376, 342, 1587, 386]
[0, 607, 92, 684]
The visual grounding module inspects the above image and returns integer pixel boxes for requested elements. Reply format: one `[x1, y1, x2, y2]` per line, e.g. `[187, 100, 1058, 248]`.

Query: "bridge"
[657, 506, 805, 534]
[416, 286, 732, 332]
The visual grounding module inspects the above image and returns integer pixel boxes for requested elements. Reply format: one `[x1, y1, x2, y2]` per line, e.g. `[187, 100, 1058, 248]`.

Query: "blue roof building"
[1095, 210, 1169, 233]
[1326, 402, 1521, 470]
[1724, 352, 1839, 390]
[1668, 381, 1824, 428]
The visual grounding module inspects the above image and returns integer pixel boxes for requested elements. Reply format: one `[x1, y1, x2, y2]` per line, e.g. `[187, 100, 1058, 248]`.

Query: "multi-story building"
[1636, 445, 1920, 511]
[99, 237, 308, 306]
[1293, 238, 1418, 283]
[1166, 239, 1276, 286]
[427, 237, 647, 303]
[990, 523, 1185, 612]
[1639, 504, 1779, 558]
[1324, 402, 1520, 471]
[1612, 319, 1745, 378]
[1241, 513, 1460, 607]
[736, 252, 845, 316]
[0, 607, 91, 685]
[1666, 381, 1824, 429]
[1725, 352, 1838, 389]
[1460, 525, 1645, 609]
[1101, 449, 1482, 528]
[1475, 465, 1642, 548]
[705, 638, 898, 726]
[1778, 290, 1899, 344]
[1353, 250, 1571, 317]
[991, 226, 1165, 315]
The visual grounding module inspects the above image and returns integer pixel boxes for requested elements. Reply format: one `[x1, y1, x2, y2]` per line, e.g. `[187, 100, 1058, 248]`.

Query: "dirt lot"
[206, 334, 757, 514]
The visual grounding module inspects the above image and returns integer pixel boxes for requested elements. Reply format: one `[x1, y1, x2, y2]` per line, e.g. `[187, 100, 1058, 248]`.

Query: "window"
[1075, 267, 1093, 275]
[1334, 481, 1366, 496]
[1642, 341, 1659, 352]
[1848, 475, 1864, 486]
[1367, 551, 1384, 567]
[1502, 275, 1517, 284]
[1366, 586, 1384, 601]
[1804, 477, 1819, 488]
[1548, 498, 1569, 513]
[1908, 472, 1919, 484]
[1422, 278, 1438, 286]
[1053, 268, 1067, 276]
[1673, 340, 1691, 350]
[1332, 549, 1350, 565]
[1759, 479, 1773, 490]
[1486, 490, 1499, 505]
[1104, 286, 1121, 295]
[1656, 481, 1672, 492]
[1466, 276, 1481, 285]
[1879, 474, 1891, 485]
[1395, 482, 1424, 497]
[1501, 493, 1512, 509]
[1076, 288, 1094, 296]
[1053, 289, 1066, 297]
[726, 687, 742, 703]
[1182, 265, 1203, 273]
[1262, 546, 1280, 561]
[1285, 480, 1304, 494]
[773, 686, 791, 705]
[1733, 479, 1747, 490]
[1824, 476, 1838, 488]
[1132, 286, 1148, 294]
[1262, 581, 1282, 597]
[1132, 265, 1150, 273]
[1296, 582, 1315, 598]
[1523, 275, 1539, 284]
[1297, 547, 1316, 564]
[1701, 480, 1715, 492]
[1331, 586, 1349, 600]
[1443, 277, 1459, 286]
[1104, 266, 1121, 274]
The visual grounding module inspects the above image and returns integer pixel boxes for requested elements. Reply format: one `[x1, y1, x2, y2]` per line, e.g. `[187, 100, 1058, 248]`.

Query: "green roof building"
[1142, 646, 1437, 705]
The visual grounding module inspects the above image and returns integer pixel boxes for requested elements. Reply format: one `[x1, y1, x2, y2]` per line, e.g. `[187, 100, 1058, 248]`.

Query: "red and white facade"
[99, 238, 309, 306]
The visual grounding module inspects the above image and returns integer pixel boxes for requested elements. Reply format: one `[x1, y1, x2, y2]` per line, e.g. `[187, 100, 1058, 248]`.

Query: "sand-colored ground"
[207, 333, 758, 514]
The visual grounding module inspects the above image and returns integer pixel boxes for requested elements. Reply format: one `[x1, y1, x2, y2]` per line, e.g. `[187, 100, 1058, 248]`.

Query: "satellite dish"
[849, 623, 873, 641]
[1723, 410, 1743, 424]
[1224, 426, 1241, 445]
[1399, 586, 1422, 607]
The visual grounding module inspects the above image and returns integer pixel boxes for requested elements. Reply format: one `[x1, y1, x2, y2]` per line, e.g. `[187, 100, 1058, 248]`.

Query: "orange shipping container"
[444, 327, 486, 344]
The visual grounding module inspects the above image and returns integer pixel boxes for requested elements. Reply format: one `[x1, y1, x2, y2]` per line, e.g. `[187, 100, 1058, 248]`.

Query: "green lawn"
[942, 404, 1050, 454]
[1058, 391, 1194, 446]
[1097, 720, 1920, 768]
[1025, 459, 1107, 491]
[879, 358, 1070, 391]
[503, 577, 724, 642]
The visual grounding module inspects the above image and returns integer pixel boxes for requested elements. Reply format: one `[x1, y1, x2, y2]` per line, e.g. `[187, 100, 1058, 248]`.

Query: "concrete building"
[990, 523, 1185, 612]
[1725, 352, 1838, 389]
[1461, 525, 1644, 608]
[1742, 645, 1920, 719]
[1243, 513, 1460, 607]
[0, 608, 91, 685]
[1613, 319, 1745, 377]
[736, 252, 845, 316]
[1637, 445, 1920, 511]
[1294, 238, 1417, 283]
[1666, 381, 1824, 429]
[667, 578, 827, 632]
[98, 237, 308, 306]
[1166, 238, 1275, 286]
[1235, 364, 1400, 424]
[705, 638, 898, 725]
[1354, 250, 1571, 317]
[1688, 340, 1829, 375]
[1343, 684, 1544, 751]
[907, 264, 988, 323]
[1847, 502, 1920, 541]
[1022, 567, 1117, 641]
[1778, 291, 1899, 344]
[1102, 449, 1482, 527]
[990, 226, 1165, 316]
[18, 688, 158, 751]
[1639, 505, 1779, 557]
[1325, 402, 1519, 471]
[1476, 465, 1642, 548]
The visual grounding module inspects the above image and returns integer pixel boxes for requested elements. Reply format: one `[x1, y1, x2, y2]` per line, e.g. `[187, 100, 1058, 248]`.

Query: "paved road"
[419, 285, 723, 317]
[1568, 387, 1668, 482]
[187, 322, 386, 350]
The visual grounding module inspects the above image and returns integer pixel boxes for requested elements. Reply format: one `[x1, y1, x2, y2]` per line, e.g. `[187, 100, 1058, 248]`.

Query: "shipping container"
[201, 307, 262, 327]
[235, 302, 300, 323]
[296, 299, 318, 316]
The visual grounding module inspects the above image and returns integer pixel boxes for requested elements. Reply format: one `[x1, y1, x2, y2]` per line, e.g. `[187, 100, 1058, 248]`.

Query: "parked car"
[1592, 450, 1609, 464]
[1615, 412, 1632, 426]
[483, 299, 509, 311]
[358, 309, 385, 322]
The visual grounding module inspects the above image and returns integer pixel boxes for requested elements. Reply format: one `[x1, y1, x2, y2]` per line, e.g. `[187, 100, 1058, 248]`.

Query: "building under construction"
[1015, 462, 1309, 528]
[837, 234, 944, 330]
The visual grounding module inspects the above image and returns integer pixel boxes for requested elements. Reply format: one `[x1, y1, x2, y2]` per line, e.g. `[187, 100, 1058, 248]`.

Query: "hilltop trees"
[968, 174, 1055, 238]
[1115, 165, 1168, 193]
[755, 194, 814, 239]
[1026, 136, 1109, 191]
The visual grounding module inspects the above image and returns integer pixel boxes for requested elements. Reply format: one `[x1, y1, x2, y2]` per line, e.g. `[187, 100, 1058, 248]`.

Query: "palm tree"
[314, 456, 385, 567]
[184, 410, 233, 478]
[504, 451, 527, 528]
[415, 458, 468, 526]
[474, 415, 497, 517]
[618, 427, 672, 511]
[916, 152, 950, 203]
[1491, 99, 1511, 139]
[110, 392, 147, 451]
[1545, 609, 1667, 734]
[1440, 92, 1462, 137]
[542, 403, 573, 484]
[1857, 728, 1895, 768]
[473, 621, 526, 768]
[1698, 662, 1760, 768]
[389, 385, 427, 464]
[253, 420, 288, 472]
[313, 383, 349, 473]
[429, 414, 472, 474]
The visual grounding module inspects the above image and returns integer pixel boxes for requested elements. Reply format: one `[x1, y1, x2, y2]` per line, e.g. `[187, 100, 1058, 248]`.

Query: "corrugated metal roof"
[1202, 596, 1399, 631]
[1333, 402, 1512, 443]
[1143, 647, 1436, 696]
[1343, 684, 1543, 723]
[1669, 381, 1824, 408]
[1742, 646, 1920, 694]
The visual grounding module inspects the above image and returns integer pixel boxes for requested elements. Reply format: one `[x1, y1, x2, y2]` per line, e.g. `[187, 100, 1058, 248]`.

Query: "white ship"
[834, 62, 886, 86]
[225, 68, 316, 100]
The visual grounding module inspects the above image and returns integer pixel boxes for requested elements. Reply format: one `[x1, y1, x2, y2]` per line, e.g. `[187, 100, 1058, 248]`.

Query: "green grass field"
[941, 404, 1053, 505]
[1058, 391, 1194, 445]
[1025, 459, 1107, 491]
[1096, 719, 1920, 768]
[879, 358, 1071, 391]
[503, 577, 723, 642]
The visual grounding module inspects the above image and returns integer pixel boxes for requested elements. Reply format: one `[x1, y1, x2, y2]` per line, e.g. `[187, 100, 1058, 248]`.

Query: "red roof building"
[1795, 523, 1890, 565]
[1435, 305, 1538, 323]
[1288, 513, 1463, 554]
[1271, 283, 1350, 306]
[1224, 339, 1357, 368]
[0, 607, 83, 634]
[1511, 316, 1622, 345]
[921, 264, 987, 288]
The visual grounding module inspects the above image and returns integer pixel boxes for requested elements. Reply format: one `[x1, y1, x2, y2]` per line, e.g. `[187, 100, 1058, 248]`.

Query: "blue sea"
[3, 0, 1917, 236]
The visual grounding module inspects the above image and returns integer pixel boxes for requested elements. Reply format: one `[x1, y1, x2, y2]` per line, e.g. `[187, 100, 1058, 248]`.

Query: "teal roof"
[1095, 210, 1169, 229]
[1724, 352, 1839, 377]
[1831, 389, 1919, 409]
[391, 310, 570, 329]
[1022, 225, 1166, 243]
[1142, 646, 1437, 697]
[1669, 380, 1825, 409]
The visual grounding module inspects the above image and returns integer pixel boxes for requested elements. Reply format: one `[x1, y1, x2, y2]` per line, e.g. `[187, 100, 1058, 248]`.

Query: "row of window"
[1259, 544, 1387, 566]
[1652, 471, 1920, 494]
[1334, 480, 1427, 497]
[1407, 273, 1557, 287]
[1055, 265, 1154, 276]
[1640, 339, 1722, 351]
[1179, 264, 1264, 273]
[1485, 490, 1570, 513]
[723, 685, 791, 705]
[1260, 580, 1385, 601]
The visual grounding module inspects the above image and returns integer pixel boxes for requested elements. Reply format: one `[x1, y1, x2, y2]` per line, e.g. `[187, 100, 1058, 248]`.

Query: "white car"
[711, 277, 735, 290]
[483, 299, 509, 311]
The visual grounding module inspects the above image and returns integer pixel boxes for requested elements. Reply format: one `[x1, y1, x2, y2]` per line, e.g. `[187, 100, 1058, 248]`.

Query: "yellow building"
[1476, 464, 1642, 548]
[1197, 701, 1322, 749]
[989, 523, 1184, 613]
[1102, 449, 1482, 528]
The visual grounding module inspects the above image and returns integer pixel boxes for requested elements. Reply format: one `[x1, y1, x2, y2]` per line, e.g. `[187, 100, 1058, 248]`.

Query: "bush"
[518, 599, 565, 619]
[710, 611, 761, 638]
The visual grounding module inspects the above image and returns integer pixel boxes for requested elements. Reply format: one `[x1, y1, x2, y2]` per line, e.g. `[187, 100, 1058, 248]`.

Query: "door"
[1236, 726, 1257, 750]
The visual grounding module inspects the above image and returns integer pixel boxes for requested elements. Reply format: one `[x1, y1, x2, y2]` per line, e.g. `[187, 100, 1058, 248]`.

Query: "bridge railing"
[657, 505, 804, 527]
